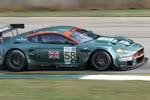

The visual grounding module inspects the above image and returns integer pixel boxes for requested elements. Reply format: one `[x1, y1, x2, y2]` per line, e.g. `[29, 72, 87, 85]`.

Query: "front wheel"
[6, 50, 27, 71]
[91, 50, 112, 71]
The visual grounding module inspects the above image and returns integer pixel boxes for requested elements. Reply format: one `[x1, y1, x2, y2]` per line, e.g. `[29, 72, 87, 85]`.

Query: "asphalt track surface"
[0, 17, 150, 76]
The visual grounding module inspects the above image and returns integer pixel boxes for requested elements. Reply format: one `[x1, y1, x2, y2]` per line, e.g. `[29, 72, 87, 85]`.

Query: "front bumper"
[131, 57, 148, 67]
[115, 48, 148, 67]
[118, 57, 148, 68]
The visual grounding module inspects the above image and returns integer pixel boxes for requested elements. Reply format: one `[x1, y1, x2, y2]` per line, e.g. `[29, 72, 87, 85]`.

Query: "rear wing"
[0, 24, 25, 37]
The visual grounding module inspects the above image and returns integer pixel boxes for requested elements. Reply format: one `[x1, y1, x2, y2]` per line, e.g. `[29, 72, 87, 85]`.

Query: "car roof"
[36, 26, 75, 33]
[18, 26, 78, 38]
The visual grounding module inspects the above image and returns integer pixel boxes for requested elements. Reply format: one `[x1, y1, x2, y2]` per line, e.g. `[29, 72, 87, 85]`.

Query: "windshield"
[71, 29, 100, 43]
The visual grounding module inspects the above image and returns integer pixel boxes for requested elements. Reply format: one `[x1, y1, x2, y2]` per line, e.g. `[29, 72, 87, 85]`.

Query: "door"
[37, 34, 79, 65]
[27, 35, 41, 61]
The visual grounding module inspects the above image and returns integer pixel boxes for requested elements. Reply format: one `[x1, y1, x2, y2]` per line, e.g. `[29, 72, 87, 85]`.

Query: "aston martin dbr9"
[0, 24, 146, 71]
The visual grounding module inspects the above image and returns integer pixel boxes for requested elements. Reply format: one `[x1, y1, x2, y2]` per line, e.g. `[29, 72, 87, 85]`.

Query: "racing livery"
[0, 24, 146, 71]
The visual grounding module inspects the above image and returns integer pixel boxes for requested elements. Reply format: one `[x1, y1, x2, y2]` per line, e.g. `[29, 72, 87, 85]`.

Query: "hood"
[95, 36, 134, 46]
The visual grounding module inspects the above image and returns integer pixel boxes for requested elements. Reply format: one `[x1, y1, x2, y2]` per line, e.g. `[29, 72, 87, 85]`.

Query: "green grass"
[0, 79, 150, 100]
[1, 9, 150, 17]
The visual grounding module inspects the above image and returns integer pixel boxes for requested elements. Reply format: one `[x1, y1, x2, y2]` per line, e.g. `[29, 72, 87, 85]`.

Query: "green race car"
[0, 24, 146, 71]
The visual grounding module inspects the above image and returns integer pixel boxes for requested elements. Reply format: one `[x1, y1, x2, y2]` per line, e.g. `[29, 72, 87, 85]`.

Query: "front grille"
[138, 48, 144, 55]
[127, 61, 133, 66]
[136, 56, 144, 63]
[134, 48, 144, 58]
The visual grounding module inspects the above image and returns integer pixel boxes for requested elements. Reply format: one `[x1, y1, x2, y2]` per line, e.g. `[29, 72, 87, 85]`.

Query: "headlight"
[116, 48, 127, 53]
[119, 56, 133, 61]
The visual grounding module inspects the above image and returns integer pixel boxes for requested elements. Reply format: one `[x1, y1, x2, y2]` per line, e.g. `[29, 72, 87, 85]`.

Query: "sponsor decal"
[48, 50, 60, 59]
[64, 47, 76, 64]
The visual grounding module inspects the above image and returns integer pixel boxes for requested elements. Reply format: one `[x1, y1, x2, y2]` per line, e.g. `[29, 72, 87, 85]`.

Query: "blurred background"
[0, 0, 150, 11]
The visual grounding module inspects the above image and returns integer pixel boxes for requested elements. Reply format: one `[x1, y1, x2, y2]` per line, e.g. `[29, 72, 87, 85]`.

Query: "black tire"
[6, 50, 27, 71]
[91, 50, 112, 71]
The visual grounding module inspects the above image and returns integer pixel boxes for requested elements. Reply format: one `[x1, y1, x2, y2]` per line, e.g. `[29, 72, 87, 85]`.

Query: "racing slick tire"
[6, 50, 27, 71]
[91, 50, 112, 71]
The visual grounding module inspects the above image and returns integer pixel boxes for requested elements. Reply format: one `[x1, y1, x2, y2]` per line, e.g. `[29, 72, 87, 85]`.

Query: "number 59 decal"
[64, 47, 76, 64]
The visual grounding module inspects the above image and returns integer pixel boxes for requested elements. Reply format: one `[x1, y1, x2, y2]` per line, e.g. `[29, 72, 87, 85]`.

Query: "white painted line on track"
[80, 75, 150, 81]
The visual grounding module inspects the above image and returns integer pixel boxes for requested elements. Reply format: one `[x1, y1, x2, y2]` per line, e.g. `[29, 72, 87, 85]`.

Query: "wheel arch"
[88, 49, 114, 66]
[3, 48, 28, 66]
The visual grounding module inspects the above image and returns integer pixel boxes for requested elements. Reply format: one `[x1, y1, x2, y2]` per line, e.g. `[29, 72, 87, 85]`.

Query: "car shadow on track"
[0, 58, 148, 73]
[0, 65, 143, 73]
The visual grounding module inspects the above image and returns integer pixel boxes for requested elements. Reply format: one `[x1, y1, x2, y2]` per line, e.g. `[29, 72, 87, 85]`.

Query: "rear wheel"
[6, 50, 27, 71]
[91, 50, 112, 71]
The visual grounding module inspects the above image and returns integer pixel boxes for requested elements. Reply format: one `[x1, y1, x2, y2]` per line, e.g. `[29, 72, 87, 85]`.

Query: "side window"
[40, 34, 69, 44]
[28, 36, 39, 43]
